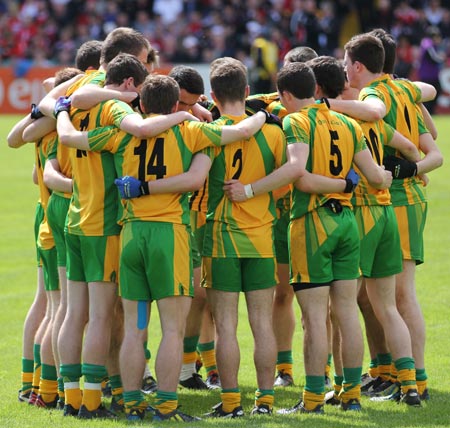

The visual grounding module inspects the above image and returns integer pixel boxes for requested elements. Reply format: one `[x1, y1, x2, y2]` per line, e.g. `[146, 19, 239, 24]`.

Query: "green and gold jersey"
[351, 119, 393, 207]
[66, 100, 135, 236]
[285, 102, 366, 219]
[46, 138, 72, 199]
[360, 74, 426, 206]
[203, 114, 286, 258]
[66, 69, 105, 97]
[87, 118, 225, 226]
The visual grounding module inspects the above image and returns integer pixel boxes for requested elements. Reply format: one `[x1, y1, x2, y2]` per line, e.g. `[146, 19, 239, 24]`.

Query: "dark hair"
[169, 65, 204, 95]
[307, 56, 345, 98]
[344, 33, 385, 74]
[284, 46, 318, 64]
[277, 62, 316, 99]
[210, 57, 247, 103]
[105, 53, 149, 87]
[140, 74, 180, 115]
[75, 40, 103, 71]
[368, 28, 396, 74]
[54, 67, 82, 86]
[101, 27, 152, 65]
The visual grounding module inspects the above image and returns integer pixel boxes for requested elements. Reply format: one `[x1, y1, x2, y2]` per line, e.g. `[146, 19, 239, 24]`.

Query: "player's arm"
[32, 165, 38, 185]
[413, 81, 437, 102]
[56, 111, 90, 150]
[292, 144, 350, 194]
[191, 103, 213, 122]
[386, 130, 421, 162]
[120, 111, 199, 138]
[219, 111, 267, 145]
[416, 133, 443, 175]
[354, 148, 392, 189]
[419, 103, 438, 139]
[7, 114, 34, 148]
[37, 74, 84, 117]
[22, 117, 57, 142]
[43, 158, 73, 193]
[116, 153, 212, 198]
[70, 84, 138, 110]
[327, 97, 386, 122]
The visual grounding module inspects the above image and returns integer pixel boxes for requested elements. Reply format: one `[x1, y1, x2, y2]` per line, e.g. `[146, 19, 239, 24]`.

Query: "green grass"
[0, 115, 449, 427]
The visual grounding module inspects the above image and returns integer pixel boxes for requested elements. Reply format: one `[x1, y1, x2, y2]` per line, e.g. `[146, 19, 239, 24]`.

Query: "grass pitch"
[0, 114, 449, 427]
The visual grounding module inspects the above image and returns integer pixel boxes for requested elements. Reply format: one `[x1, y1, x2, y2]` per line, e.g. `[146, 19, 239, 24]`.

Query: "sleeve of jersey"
[283, 115, 309, 145]
[103, 100, 135, 128]
[382, 121, 395, 145]
[359, 86, 385, 104]
[353, 122, 368, 154]
[88, 126, 120, 152]
[188, 121, 223, 151]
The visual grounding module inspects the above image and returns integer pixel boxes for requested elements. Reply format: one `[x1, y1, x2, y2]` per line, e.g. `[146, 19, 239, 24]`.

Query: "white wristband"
[244, 184, 254, 199]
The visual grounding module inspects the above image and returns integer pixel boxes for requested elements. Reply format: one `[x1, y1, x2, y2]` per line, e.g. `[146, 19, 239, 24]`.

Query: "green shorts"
[190, 211, 206, 269]
[65, 233, 119, 283]
[39, 246, 59, 291]
[354, 205, 402, 278]
[394, 202, 427, 264]
[289, 206, 360, 286]
[34, 202, 45, 266]
[120, 221, 193, 301]
[46, 193, 70, 267]
[202, 256, 277, 292]
[274, 211, 289, 264]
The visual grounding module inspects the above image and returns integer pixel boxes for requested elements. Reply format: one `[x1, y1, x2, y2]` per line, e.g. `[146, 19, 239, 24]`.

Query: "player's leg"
[244, 257, 277, 414]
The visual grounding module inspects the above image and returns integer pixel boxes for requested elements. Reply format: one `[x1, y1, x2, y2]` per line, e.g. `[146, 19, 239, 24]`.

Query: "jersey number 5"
[329, 130, 343, 176]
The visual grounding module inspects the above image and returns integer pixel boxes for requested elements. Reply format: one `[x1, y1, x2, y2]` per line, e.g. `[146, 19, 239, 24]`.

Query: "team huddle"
[7, 25, 443, 422]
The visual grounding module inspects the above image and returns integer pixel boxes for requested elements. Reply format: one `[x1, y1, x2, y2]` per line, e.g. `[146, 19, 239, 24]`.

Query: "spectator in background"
[418, 26, 447, 113]
[250, 29, 279, 94]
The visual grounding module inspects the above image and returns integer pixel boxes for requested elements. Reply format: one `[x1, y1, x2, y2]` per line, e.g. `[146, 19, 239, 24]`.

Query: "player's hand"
[383, 155, 417, 179]
[344, 168, 360, 193]
[191, 103, 213, 122]
[30, 103, 44, 120]
[54, 96, 71, 118]
[114, 176, 150, 199]
[223, 179, 247, 202]
[130, 94, 144, 113]
[260, 109, 282, 128]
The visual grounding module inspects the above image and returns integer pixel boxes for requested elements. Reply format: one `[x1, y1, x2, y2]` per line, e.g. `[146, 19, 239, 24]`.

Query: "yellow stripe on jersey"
[285, 102, 366, 219]
[352, 119, 391, 206]
[203, 114, 286, 258]
[86, 119, 225, 226]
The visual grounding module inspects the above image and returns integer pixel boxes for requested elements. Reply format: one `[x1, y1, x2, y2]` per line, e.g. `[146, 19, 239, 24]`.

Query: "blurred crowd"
[0, 0, 449, 95]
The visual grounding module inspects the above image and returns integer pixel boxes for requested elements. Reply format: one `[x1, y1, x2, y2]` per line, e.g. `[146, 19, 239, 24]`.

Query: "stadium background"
[0, 0, 449, 114]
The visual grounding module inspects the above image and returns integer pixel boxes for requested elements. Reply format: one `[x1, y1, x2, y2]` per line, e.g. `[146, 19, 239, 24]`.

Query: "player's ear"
[245, 85, 250, 98]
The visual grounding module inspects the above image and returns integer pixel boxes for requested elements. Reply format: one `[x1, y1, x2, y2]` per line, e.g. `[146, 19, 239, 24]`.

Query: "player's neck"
[217, 100, 246, 116]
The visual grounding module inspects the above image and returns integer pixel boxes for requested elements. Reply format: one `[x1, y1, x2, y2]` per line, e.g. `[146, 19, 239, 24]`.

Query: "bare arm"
[220, 111, 266, 145]
[22, 117, 56, 142]
[144, 153, 212, 194]
[327, 97, 386, 122]
[419, 103, 438, 139]
[354, 148, 392, 189]
[191, 103, 213, 122]
[43, 158, 73, 193]
[386, 130, 421, 162]
[56, 111, 90, 150]
[120, 111, 198, 138]
[416, 133, 443, 175]
[7, 114, 34, 148]
[413, 81, 437, 102]
[70, 84, 138, 110]
[37, 74, 84, 116]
